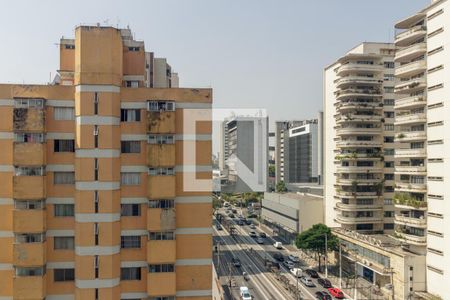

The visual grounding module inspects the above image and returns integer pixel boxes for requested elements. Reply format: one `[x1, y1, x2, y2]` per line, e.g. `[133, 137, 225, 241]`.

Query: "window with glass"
[15, 267, 45, 277]
[121, 236, 141, 248]
[149, 232, 175, 240]
[14, 200, 45, 210]
[15, 233, 45, 243]
[148, 167, 175, 176]
[54, 107, 75, 120]
[54, 268, 75, 281]
[148, 135, 175, 144]
[120, 109, 141, 122]
[54, 139, 75, 152]
[148, 264, 175, 273]
[54, 204, 74, 217]
[54, 237, 75, 250]
[14, 98, 44, 108]
[147, 101, 175, 112]
[121, 204, 141, 216]
[121, 173, 141, 185]
[15, 166, 45, 176]
[54, 172, 75, 184]
[121, 267, 142, 280]
[148, 199, 175, 209]
[14, 132, 45, 143]
[121, 141, 141, 153]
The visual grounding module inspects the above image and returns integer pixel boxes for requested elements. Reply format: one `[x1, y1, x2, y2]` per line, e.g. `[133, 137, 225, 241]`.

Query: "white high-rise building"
[395, 0, 450, 297]
[324, 42, 397, 233]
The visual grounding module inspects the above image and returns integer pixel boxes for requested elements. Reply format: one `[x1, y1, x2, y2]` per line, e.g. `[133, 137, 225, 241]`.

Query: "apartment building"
[395, 0, 450, 297]
[324, 42, 397, 234]
[0, 25, 212, 300]
[220, 116, 268, 193]
[275, 114, 323, 185]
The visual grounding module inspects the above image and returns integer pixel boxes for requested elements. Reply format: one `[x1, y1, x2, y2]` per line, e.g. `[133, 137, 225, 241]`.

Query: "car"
[315, 292, 325, 300]
[256, 237, 264, 244]
[259, 232, 267, 238]
[273, 253, 284, 261]
[288, 255, 300, 263]
[290, 268, 302, 277]
[215, 224, 223, 230]
[283, 261, 295, 269]
[318, 278, 333, 288]
[249, 224, 256, 229]
[273, 241, 283, 249]
[315, 291, 332, 300]
[238, 220, 245, 226]
[300, 276, 315, 287]
[245, 219, 252, 225]
[239, 286, 252, 300]
[224, 202, 230, 207]
[232, 258, 241, 267]
[305, 269, 319, 278]
[327, 288, 344, 299]
[232, 209, 237, 214]
[249, 231, 257, 238]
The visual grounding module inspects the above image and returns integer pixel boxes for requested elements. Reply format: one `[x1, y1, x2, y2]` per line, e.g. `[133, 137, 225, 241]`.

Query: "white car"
[240, 286, 252, 300]
[273, 242, 283, 249]
[300, 276, 315, 287]
[290, 268, 303, 277]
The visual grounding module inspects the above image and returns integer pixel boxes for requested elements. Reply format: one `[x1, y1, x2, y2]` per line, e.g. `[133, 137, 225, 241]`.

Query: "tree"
[276, 181, 287, 193]
[295, 224, 338, 272]
[268, 165, 275, 177]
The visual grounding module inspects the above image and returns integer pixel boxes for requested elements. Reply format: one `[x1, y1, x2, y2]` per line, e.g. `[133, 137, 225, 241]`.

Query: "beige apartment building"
[0, 25, 212, 300]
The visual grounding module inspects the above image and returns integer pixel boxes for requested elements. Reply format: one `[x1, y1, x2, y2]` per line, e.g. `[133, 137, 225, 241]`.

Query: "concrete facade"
[0, 25, 212, 300]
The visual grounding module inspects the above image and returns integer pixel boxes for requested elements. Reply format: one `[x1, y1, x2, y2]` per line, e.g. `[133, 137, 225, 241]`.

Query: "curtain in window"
[121, 173, 141, 185]
[54, 237, 74, 249]
[54, 107, 75, 120]
[54, 172, 75, 184]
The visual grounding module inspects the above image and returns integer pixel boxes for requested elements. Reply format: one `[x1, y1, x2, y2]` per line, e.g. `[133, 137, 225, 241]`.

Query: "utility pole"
[339, 241, 342, 288]
[325, 233, 328, 278]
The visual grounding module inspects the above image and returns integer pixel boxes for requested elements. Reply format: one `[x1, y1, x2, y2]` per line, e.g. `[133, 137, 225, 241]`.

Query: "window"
[428, 27, 444, 38]
[384, 111, 394, 118]
[149, 297, 176, 300]
[15, 233, 45, 243]
[411, 142, 424, 149]
[121, 109, 141, 122]
[54, 140, 75, 152]
[148, 135, 175, 144]
[14, 133, 45, 143]
[384, 211, 394, 218]
[384, 74, 395, 81]
[384, 174, 394, 180]
[427, 265, 444, 275]
[15, 267, 45, 277]
[428, 194, 443, 200]
[126, 81, 139, 88]
[148, 101, 175, 112]
[54, 237, 75, 250]
[428, 176, 443, 181]
[54, 204, 74, 217]
[384, 223, 394, 230]
[121, 267, 141, 280]
[54, 107, 75, 120]
[428, 8, 444, 20]
[14, 98, 44, 108]
[14, 200, 45, 210]
[428, 83, 444, 91]
[148, 199, 175, 209]
[428, 139, 443, 145]
[356, 224, 373, 230]
[384, 149, 395, 156]
[428, 102, 444, 109]
[121, 236, 141, 248]
[128, 47, 140, 51]
[383, 87, 394, 93]
[428, 65, 444, 74]
[149, 232, 175, 240]
[64, 44, 75, 50]
[428, 248, 443, 256]
[121, 141, 141, 153]
[54, 268, 75, 282]
[54, 172, 75, 184]
[148, 167, 175, 176]
[94, 125, 99, 148]
[148, 264, 175, 273]
[428, 46, 444, 56]
[121, 204, 141, 216]
[15, 166, 44, 176]
[428, 212, 443, 219]
[384, 136, 394, 143]
[384, 124, 394, 131]
[121, 173, 141, 185]
[383, 99, 394, 106]
[384, 161, 394, 168]
[94, 92, 99, 115]
[428, 121, 444, 127]
[428, 230, 444, 238]
[384, 61, 395, 69]
[384, 199, 393, 205]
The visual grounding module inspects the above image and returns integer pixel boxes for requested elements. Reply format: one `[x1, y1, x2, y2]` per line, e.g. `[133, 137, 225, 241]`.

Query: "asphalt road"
[214, 206, 349, 300]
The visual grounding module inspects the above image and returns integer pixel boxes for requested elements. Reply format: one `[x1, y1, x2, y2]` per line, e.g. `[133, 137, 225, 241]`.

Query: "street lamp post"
[324, 233, 328, 278]
[339, 241, 342, 288]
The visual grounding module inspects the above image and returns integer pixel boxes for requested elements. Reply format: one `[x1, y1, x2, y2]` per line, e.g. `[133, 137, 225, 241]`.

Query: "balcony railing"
[394, 113, 427, 125]
[395, 60, 426, 77]
[336, 202, 383, 211]
[394, 215, 426, 228]
[394, 78, 426, 94]
[395, 131, 426, 142]
[395, 43, 427, 62]
[394, 230, 426, 245]
[394, 95, 426, 109]
[395, 25, 427, 46]
[394, 148, 426, 158]
[336, 214, 383, 224]
[337, 63, 384, 76]
[336, 140, 382, 148]
[394, 165, 426, 174]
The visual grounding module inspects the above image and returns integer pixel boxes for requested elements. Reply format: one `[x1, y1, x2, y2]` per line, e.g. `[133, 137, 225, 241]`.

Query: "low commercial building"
[261, 189, 323, 243]
[333, 228, 426, 300]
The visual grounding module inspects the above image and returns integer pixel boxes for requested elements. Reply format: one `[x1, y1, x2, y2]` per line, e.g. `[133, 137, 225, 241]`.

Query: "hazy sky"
[0, 0, 428, 125]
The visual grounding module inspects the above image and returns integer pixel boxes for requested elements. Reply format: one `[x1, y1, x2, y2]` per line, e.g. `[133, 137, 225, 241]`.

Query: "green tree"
[295, 224, 338, 271]
[268, 165, 275, 177]
[276, 181, 287, 193]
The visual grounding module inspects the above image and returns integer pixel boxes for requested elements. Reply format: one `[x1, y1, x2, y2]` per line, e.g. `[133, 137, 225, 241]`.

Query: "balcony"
[395, 25, 427, 47]
[337, 63, 384, 76]
[394, 113, 426, 126]
[147, 144, 175, 167]
[147, 240, 176, 264]
[394, 165, 426, 174]
[147, 272, 176, 296]
[13, 242, 47, 266]
[336, 190, 378, 198]
[394, 78, 426, 94]
[336, 76, 382, 88]
[13, 176, 46, 199]
[337, 178, 382, 185]
[394, 148, 426, 158]
[337, 101, 383, 111]
[336, 140, 382, 148]
[394, 231, 426, 245]
[335, 153, 383, 161]
[336, 88, 382, 100]
[393, 193, 427, 209]
[13, 209, 46, 233]
[147, 208, 176, 231]
[13, 274, 46, 300]
[13, 143, 46, 166]
[336, 114, 382, 124]
[395, 131, 426, 142]
[336, 166, 383, 173]
[147, 111, 175, 134]
[394, 95, 426, 109]
[395, 43, 427, 63]
[336, 202, 383, 211]
[395, 182, 427, 194]
[336, 214, 383, 224]
[395, 60, 427, 78]
[336, 127, 382, 136]
[147, 176, 176, 199]
[13, 108, 45, 132]
[394, 215, 426, 228]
